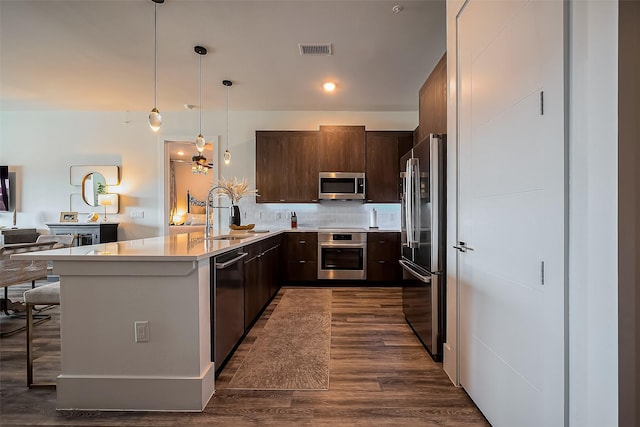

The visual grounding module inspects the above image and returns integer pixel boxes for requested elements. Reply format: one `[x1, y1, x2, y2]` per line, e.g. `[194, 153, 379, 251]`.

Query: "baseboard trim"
[56, 364, 215, 412]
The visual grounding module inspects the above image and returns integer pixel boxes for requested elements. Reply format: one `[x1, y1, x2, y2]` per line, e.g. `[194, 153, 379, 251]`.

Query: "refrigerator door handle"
[404, 159, 412, 245]
[405, 158, 421, 249]
[430, 134, 440, 269]
[399, 260, 432, 283]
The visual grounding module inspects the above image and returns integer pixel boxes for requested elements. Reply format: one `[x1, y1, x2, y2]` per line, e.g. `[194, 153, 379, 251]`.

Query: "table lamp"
[98, 193, 116, 222]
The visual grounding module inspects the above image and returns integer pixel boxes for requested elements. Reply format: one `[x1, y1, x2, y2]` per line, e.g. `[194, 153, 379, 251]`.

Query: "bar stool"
[23, 282, 60, 388]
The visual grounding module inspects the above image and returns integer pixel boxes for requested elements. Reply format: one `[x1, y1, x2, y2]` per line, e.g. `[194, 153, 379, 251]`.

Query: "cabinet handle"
[379, 261, 385, 264]
[279, 199, 285, 202]
[299, 240, 306, 244]
[379, 241, 385, 244]
[311, 199, 318, 202]
[299, 260, 306, 264]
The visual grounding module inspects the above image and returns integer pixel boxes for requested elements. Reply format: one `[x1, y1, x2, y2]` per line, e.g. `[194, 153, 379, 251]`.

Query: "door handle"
[453, 241, 474, 253]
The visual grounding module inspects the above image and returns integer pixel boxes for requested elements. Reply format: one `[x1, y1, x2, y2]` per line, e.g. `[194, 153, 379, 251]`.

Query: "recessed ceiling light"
[323, 82, 336, 92]
[177, 151, 184, 156]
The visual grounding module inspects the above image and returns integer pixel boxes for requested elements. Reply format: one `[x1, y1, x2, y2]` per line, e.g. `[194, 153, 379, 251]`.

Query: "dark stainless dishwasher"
[211, 250, 247, 375]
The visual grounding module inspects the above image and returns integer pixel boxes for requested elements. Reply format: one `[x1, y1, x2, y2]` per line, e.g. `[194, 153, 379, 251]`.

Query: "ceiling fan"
[188, 143, 213, 174]
[191, 152, 213, 169]
[171, 142, 213, 174]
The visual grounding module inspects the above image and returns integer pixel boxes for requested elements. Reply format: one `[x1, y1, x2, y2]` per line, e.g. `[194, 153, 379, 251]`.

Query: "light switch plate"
[134, 321, 149, 343]
[130, 210, 144, 219]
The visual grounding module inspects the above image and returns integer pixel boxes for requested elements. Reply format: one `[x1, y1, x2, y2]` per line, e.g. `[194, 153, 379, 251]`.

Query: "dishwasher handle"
[215, 252, 248, 269]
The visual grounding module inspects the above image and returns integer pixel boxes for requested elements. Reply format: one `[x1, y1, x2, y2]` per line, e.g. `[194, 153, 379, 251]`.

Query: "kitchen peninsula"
[13, 230, 281, 412]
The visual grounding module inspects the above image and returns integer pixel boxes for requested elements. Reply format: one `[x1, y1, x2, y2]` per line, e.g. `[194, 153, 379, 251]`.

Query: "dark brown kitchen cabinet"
[367, 232, 401, 282]
[418, 53, 447, 143]
[286, 132, 319, 202]
[243, 236, 282, 328]
[365, 131, 413, 203]
[284, 232, 318, 282]
[319, 125, 365, 173]
[256, 132, 286, 202]
[264, 238, 283, 298]
[256, 131, 318, 203]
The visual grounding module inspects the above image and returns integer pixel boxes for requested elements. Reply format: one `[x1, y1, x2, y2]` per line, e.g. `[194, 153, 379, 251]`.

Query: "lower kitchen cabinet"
[367, 232, 401, 282]
[284, 232, 318, 282]
[243, 235, 282, 328]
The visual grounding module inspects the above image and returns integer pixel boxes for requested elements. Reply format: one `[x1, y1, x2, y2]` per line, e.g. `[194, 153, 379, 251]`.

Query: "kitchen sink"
[210, 235, 248, 241]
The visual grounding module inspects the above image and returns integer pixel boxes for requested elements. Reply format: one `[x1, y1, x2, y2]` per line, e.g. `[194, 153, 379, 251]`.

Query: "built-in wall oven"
[318, 230, 367, 280]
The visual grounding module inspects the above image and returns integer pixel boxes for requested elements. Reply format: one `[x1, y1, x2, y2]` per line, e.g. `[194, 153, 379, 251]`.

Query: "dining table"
[0, 241, 57, 336]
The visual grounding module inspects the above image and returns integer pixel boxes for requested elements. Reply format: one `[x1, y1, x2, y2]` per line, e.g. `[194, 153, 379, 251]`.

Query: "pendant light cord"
[226, 85, 229, 151]
[199, 54, 202, 135]
[153, 1, 158, 108]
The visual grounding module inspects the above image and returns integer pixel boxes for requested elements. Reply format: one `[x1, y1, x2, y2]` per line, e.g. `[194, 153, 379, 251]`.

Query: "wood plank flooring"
[0, 283, 489, 426]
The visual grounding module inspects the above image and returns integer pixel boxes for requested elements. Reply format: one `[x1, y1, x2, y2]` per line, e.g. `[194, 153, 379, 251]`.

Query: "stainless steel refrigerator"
[400, 133, 446, 361]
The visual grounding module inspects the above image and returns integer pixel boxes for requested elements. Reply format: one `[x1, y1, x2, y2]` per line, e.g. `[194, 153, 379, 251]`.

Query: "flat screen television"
[0, 166, 10, 211]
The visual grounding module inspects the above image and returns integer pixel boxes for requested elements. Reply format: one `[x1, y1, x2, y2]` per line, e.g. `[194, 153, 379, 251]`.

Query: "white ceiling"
[167, 139, 214, 162]
[0, 0, 446, 112]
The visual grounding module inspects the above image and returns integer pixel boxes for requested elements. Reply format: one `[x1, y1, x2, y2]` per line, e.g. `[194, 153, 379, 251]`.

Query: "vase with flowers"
[210, 177, 259, 226]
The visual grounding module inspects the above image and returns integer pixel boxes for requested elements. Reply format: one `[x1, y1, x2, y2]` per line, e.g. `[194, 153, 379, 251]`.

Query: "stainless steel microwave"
[318, 172, 366, 200]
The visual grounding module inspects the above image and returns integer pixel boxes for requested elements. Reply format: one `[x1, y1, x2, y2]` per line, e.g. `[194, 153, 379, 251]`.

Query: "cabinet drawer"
[367, 232, 400, 261]
[367, 259, 401, 282]
[285, 260, 318, 282]
[285, 232, 318, 261]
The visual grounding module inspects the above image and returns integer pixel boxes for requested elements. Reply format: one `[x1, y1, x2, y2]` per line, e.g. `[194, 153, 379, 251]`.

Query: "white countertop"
[287, 227, 400, 233]
[12, 227, 400, 263]
[12, 229, 284, 262]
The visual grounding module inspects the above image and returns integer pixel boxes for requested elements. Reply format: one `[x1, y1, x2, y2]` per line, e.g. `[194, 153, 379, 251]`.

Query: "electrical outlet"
[134, 321, 149, 343]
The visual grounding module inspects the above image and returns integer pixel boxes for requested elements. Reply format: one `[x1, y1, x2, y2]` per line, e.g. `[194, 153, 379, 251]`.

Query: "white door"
[457, 1, 566, 426]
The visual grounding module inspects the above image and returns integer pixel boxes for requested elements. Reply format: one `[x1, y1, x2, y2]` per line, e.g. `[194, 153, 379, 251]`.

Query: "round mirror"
[81, 172, 106, 206]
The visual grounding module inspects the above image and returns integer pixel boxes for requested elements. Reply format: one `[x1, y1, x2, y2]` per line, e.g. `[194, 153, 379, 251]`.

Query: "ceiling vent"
[299, 43, 332, 56]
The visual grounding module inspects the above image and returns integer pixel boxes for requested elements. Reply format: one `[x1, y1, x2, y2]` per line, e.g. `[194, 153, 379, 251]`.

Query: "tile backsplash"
[234, 200, 401, 230]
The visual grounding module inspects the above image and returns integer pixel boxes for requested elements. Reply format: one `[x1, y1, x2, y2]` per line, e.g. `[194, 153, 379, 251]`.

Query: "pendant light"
[223, 80, 233, 165]
[148, 0, 164, 132]
[194, 46, 207, 153]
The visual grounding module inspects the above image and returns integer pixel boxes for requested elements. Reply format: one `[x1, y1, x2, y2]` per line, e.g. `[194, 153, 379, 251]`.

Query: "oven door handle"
[319, 243, 367, 248]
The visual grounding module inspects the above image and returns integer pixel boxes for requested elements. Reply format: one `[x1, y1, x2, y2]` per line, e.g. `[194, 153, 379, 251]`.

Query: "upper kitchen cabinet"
[365, 131, 413, 203]
[417, 53, 447, 143]
[319, 125, 366, 173]
[256, 131, 318, 203]
[287, 131, 319, 202]
[256, 131, 287, 202]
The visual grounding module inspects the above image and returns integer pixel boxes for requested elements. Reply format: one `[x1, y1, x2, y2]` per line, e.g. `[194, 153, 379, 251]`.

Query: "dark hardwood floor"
[0, 283, 489, 426]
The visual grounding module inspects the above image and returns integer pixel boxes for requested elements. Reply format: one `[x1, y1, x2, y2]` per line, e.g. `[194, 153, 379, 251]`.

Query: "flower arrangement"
[212, 176, 259, 204]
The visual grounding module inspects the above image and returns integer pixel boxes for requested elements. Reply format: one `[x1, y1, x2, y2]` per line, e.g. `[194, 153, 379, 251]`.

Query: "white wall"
[0, 109, 416, 239]
[568, 1, 618, 425]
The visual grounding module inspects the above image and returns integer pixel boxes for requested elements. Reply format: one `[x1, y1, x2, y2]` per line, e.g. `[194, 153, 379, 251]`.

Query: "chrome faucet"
[205, 186, 234, 238]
